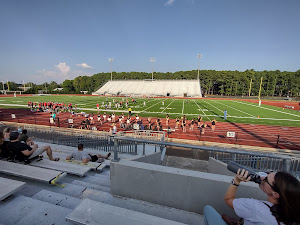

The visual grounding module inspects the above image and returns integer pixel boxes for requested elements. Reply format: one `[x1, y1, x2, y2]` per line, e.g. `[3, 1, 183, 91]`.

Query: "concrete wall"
[133, 152, 162, 165]
[208, 157, 236, 176]
[165, 156, 208, 172]
[111, 159, 267, 216]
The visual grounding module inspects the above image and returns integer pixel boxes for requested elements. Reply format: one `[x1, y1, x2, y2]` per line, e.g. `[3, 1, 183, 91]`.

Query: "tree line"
[3, 69, 300, 97]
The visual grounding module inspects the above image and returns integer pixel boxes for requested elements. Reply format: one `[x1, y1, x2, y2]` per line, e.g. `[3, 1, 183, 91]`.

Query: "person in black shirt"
[6, 131, 59, 162]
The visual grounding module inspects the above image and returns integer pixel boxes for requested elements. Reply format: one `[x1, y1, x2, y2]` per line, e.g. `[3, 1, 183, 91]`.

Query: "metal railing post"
[135, 142, 138, 155]
[276, 135, 280, 148]
[143, 143, 145, 155]
[232, 153, 236, 161]
[113, 138, 119, 162]
[282, 158, 291, 172]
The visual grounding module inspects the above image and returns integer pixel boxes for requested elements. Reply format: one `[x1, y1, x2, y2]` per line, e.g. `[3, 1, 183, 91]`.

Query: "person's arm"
[224, 169, 251, 209]
[22, 144, 38, 156]
[82, 158, 90, 164]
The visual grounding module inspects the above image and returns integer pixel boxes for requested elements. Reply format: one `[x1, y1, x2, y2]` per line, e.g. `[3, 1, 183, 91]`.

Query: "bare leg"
[96, 152, 111, 159]
[43, 146, 60, 161]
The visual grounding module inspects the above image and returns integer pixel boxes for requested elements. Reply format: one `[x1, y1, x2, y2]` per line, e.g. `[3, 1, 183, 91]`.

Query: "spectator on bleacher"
[6, 131, 59, 163]
[0, 131, 6, 158]
[66, 143, 111, 163]
[204, 169, 300, 225]
[19, 129, 34, 145]
[3, 127, 11, 141]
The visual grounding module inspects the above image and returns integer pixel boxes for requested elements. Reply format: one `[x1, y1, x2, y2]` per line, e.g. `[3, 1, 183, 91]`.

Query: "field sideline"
[0, 95, 299, 127]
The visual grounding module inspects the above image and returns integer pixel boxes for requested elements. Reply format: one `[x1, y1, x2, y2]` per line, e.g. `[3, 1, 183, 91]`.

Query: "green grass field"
[0, 95, 300, 127]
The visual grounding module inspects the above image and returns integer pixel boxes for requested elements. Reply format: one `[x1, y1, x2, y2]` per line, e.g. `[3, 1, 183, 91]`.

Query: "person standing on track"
[197, 115, 202, 127]
[211, 118, 217, 131]
[224, 110, 227, 120]
[166, 114, 170, 126]
[175, 116, 180, 129]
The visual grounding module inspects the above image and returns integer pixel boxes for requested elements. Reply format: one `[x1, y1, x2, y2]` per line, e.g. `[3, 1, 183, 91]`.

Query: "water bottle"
[227, 161, 262, 184]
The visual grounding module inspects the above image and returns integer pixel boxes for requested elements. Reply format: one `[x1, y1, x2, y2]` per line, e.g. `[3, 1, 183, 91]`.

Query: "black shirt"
[6, 141, 32, 161]
[0, 140, 10, 158]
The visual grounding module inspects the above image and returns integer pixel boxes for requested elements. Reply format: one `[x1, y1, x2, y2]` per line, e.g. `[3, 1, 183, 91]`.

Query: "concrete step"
[0, 177, 26, 201]
[66, 198, 187, 225]
[79, 175, 110, 187]
[93, 173, 110, 178]
[32, 190, 81, 209]
[97, 168, 110, 176]
[72, 180, 110, 193]
[0, 195, 72, 225]
[81, 189, 203, 225]
[57, 183, 87, 198]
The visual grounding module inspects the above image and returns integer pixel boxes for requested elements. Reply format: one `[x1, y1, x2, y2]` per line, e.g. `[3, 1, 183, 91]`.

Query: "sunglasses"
[263, 176, 276, 191]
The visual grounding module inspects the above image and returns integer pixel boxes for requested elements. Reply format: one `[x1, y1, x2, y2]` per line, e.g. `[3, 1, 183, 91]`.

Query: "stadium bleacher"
[93, 80, 202, 97]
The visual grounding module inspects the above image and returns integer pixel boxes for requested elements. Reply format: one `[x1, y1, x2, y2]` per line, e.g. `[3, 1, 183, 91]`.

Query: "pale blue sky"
[0, 0, 299, 84]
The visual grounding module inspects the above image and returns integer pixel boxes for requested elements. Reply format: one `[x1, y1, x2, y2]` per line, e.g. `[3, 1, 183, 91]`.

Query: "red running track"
[1, 108, 300, 151]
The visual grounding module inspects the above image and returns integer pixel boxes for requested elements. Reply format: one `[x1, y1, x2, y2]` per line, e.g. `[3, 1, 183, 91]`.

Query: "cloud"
[165, 0, 175, 6]
[34, 62, 94, 84]
[56, 62, 70, 74]
[76, 63, 93, 69]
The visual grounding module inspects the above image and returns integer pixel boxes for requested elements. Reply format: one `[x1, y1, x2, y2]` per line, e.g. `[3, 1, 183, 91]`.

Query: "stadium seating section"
[93, 80, 202, 97]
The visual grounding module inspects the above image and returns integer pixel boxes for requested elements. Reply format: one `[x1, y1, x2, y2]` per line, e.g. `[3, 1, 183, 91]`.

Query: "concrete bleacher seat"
[66, 198, 187, 225]
[30, 159, 91, 177]
[0, 160, 66, 184]
[93, 80, 202, 97]
[0, 177, 26, 201]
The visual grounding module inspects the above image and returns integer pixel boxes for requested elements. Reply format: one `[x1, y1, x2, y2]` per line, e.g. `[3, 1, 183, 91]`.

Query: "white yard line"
[202, 99, 227, 118]
[0, 103, 27, 107]
[193, 100, 207, 116]
[216, 100, 255, 118]
[141, 99, 165, 112]
[232, 100, 300, 118]
[182, 100, 184, 114]
[161, 100, 175, 113]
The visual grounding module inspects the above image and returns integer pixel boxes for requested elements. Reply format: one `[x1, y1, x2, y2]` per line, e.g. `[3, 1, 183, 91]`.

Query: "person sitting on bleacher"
[19, 129, 34, 145]
[6, 131, 60, 163]
[0, 128, 11, 159]
[66, 143, 111, 164]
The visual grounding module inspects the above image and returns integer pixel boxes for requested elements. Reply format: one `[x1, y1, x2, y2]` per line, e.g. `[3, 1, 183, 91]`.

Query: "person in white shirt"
[204, 169, 300, 225]
[66, 144, 110, 163]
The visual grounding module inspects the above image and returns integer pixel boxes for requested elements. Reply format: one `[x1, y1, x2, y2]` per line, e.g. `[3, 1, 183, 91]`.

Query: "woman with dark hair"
[204, 169, 300, 225]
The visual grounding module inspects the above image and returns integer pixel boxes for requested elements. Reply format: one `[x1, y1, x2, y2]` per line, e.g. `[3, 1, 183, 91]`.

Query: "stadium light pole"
[197, 53, 202, 80]
[109, 58, 114, 81]
[197, 54, 203, 98]
[150, 57, 156, 81]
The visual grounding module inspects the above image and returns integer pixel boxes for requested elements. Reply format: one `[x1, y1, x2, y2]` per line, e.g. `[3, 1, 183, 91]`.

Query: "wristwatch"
[231, 179, 239, 186]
